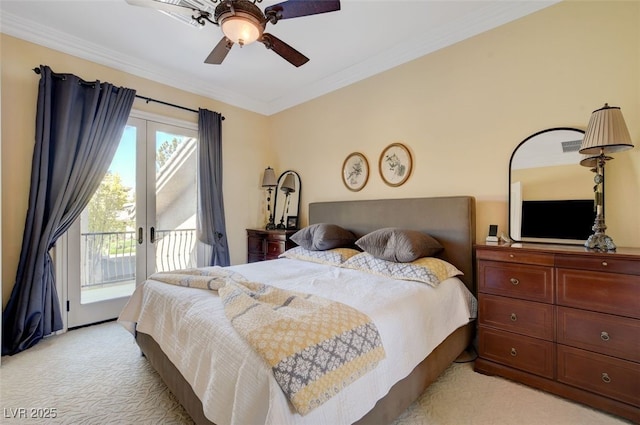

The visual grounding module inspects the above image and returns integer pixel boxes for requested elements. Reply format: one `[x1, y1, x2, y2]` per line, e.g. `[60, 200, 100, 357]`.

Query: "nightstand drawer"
[266, 240, 286, 258]
[557, 307, 640, 362]
[247, 253, 263, 263]
[247, 229, 296, 263]
[556, 269, 640, 319]
[557, 345, 640, 407]
[478, 327, 555, 379]
[479, 294, 554, 340]
[478, 261, 554, 303]
[476, 249, 554, 266]
[247, 236, 265, 255]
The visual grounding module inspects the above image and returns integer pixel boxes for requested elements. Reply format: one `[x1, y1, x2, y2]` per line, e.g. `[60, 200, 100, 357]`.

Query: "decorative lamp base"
[585, 233, 616, 251]
[265, 212, 276, 230]
[585, 215, 616, 251]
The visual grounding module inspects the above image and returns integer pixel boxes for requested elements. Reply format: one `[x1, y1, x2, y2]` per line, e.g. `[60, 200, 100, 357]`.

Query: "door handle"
[150, 227, 155, 244]
[138, 227, 143, 244]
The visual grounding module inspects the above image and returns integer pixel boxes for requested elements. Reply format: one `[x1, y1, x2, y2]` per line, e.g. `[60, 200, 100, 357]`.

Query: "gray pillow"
[355, 227, 443, 262]
[290, 223, 356, 251]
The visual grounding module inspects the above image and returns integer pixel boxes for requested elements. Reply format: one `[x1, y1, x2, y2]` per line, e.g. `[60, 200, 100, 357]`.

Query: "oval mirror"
[509, 127, 597, 244]
[273, 170, 301, 230]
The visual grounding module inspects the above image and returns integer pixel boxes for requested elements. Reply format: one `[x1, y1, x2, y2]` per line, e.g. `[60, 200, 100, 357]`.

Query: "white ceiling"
[0, 0, 558, 116]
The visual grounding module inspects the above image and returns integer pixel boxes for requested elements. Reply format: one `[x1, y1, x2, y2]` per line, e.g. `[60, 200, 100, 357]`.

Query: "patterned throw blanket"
[149, 267, 386, 415]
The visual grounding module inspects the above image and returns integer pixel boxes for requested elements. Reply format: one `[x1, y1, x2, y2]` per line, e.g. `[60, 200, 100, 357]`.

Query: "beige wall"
[513, 164, 594, 200]
[269, 1, 639, 246]
[1, 35, 273, 306]
[2, 1, 639, 307]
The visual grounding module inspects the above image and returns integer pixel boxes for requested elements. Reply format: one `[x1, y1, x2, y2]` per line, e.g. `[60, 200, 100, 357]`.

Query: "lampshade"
[221, 15, 262, 46]
[261, 167, 277, 188]
[579, 155, 598, 168]
[281, 173, 296, 193]
[579, 154, 612, 169]
[579, 104, 634, 155]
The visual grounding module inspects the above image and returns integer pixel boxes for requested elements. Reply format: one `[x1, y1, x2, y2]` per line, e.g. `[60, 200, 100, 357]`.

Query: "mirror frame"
[273, 170, 301, 230]
[509, 127, 595, 244]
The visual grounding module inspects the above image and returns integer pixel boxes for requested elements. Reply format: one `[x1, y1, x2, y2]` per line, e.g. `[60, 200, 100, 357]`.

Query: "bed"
[119, 196, 477, 425]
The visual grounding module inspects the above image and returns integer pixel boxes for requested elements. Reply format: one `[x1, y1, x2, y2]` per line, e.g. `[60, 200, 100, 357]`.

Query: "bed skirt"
[136, 321, 474, 425]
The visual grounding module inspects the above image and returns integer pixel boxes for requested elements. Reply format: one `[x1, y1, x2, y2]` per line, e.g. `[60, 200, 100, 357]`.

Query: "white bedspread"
[118, 258, 476, 425]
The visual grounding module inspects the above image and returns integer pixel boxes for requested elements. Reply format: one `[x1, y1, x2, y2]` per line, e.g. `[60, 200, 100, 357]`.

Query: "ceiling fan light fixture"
[221, 14, 263, 46]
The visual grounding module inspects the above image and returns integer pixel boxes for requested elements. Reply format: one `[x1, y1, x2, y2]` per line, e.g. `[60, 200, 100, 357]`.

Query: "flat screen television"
[520, 199, 595, 242]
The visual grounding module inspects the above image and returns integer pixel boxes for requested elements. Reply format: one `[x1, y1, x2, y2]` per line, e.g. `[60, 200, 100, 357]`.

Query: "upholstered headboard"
[309, 196, 476, 293]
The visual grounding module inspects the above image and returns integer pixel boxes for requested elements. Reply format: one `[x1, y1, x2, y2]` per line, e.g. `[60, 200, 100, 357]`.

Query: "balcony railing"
[155, 228, 197, 272]
[81, 229, 196, 288]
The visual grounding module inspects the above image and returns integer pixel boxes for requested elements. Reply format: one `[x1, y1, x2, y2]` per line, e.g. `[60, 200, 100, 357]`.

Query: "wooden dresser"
[474, 242, 640, 423]
[246, 229, 297, 263]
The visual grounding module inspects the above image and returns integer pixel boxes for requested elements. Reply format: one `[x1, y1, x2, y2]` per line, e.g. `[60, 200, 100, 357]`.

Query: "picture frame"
[342, 152, 369, 192]
[286, 216, 298, 230]
[379, 142, 412, 187]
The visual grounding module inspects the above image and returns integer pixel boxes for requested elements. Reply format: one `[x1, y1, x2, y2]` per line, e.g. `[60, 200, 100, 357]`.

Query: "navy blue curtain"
[197, 109, 230, 266]
[1, 65, 136, 355]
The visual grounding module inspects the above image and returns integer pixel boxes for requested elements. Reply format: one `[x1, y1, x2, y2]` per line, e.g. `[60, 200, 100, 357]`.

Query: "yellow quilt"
[149, 267, 386, 415]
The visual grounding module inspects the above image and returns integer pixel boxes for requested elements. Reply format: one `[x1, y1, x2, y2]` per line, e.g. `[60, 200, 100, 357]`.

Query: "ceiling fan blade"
[125, 0, 197, 15]
[260, 33, 309, 67]
[205, 37, 234, 64]
[264, 0, 340, 21]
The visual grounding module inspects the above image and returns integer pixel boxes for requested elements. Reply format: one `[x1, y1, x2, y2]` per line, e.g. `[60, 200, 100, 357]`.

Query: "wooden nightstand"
[246, 229, 297, 263]
[474, 242, 640, 423]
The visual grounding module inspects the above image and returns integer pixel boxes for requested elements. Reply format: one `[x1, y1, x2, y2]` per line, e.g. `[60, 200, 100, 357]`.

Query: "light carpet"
[0, 322, 632, 425]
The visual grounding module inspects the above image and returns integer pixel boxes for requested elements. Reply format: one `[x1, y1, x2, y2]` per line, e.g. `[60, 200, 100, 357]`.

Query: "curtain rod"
[134, 95, 225, 120]
[32, 67, 224, 120]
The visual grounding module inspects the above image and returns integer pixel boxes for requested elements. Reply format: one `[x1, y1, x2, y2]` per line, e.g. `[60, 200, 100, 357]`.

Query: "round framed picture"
[379, 143, 412, 186]
[342, 152, 369, 192]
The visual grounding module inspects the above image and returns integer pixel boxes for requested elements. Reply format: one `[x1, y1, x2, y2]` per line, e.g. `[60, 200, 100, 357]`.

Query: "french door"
[62, 112, 202, 328]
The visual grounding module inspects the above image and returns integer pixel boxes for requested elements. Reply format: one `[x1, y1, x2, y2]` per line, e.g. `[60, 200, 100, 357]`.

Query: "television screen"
[521, 199, 596, 241]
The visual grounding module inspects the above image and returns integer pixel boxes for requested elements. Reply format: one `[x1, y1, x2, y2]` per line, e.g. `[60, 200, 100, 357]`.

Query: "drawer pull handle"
[510, 278, 520, 286]
[510, 313, 518, 322]
[509, 254, 514, 258]
[601, 373, 611, 384]
[601, 261, 608, 267]
[510, 348, 517, 357]
[600, 331, 610, 342]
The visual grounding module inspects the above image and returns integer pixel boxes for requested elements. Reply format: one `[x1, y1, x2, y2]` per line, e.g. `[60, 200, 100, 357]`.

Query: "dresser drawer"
[479, 294, 554, 340]
[478, 261, 554, 303]
[476, 249, 554, 266]
[556, 254, 640, 276]
[478, 327, 555, 379]
[556, 269, 640, 319]
[557, 345, 640, 407]
[557, 307, 640, 362]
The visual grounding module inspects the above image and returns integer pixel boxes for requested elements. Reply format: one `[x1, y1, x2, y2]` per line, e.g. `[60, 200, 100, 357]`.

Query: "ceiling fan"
[126, 0, 341, 67]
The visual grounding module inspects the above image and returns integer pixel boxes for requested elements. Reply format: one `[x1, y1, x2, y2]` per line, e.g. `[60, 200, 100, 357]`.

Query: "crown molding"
[0, 11, 271, 115]
[1, 1, 557, 116]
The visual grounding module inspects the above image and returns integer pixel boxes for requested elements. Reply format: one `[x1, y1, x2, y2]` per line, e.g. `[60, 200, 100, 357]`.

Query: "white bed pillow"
[341, 252, 462, 287]
[279, 246, 360, 266]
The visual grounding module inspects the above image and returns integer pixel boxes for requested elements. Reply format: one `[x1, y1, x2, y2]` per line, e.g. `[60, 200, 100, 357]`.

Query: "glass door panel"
[149, 122, 198, 272]
[67, 119, 141, 327]
[66, 115, 200, 328]
[81, 122, 138, 304]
